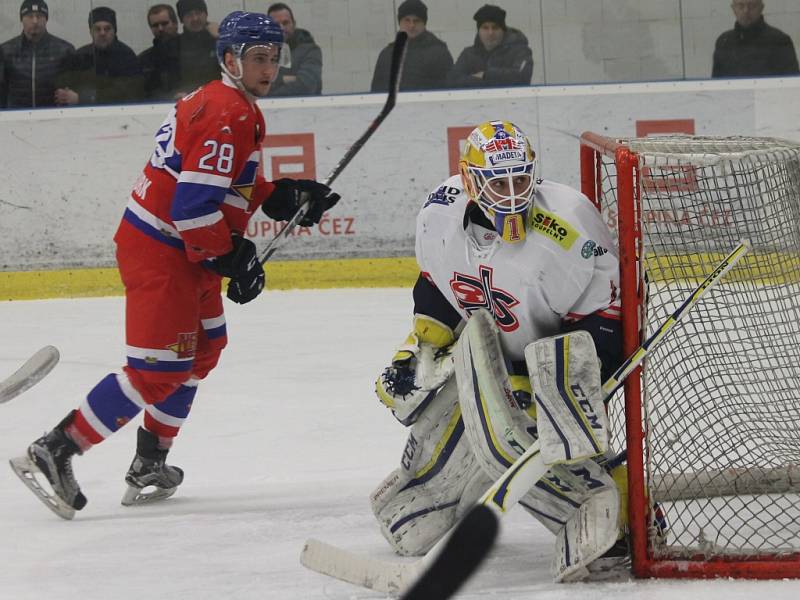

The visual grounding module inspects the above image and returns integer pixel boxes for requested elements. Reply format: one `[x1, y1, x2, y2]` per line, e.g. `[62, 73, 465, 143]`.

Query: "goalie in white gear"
[372, 120, 630, 580]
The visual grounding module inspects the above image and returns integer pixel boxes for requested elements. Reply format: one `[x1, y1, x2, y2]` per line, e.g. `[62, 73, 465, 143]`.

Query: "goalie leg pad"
[519, 463, 603, 535]
[453, 310, 583, 535]
[552, 460, 621, 582]
[371, 379, 482, 556]
[525, 331, 609, 466]
[454, 309, 537, 480]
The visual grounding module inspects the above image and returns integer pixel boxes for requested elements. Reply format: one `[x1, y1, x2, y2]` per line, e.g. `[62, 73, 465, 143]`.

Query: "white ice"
[1, 290, 799, 599]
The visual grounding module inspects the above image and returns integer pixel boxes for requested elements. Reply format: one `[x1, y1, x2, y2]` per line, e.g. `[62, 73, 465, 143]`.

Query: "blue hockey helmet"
[216, 11, 285, 66]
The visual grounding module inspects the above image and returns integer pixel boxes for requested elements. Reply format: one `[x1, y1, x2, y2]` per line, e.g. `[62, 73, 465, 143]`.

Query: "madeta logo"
[449, 265, 520, 332]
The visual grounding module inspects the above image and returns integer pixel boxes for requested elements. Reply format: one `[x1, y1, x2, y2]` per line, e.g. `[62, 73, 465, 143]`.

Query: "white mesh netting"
[596, 135, 800, 560]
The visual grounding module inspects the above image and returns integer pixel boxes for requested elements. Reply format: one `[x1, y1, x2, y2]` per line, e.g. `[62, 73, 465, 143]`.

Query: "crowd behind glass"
[1, 0, 798, 109]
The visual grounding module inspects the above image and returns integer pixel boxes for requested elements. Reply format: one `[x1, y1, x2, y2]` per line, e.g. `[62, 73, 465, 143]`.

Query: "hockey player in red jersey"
[9, 11, 340, 520]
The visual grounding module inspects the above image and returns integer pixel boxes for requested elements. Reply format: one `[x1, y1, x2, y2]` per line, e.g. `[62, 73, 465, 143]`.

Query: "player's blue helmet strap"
[216, 11, 285, 66]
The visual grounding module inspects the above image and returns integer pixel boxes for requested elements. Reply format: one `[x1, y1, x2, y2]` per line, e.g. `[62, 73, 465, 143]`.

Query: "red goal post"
[579, 131, 800, 579]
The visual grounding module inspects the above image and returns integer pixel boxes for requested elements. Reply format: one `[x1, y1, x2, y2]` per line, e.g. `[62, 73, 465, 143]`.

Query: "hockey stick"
[399, 504, 498, 600]
[258, 31, 408, 264]
[300, 239, 751, 595]
[0, 346, 60, 404]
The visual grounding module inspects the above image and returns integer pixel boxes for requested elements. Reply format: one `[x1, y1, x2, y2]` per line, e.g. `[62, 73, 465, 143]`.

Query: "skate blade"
[583, 556, 632, 582]
[121, 484, 178, 506]
[9, 456, 75, 520]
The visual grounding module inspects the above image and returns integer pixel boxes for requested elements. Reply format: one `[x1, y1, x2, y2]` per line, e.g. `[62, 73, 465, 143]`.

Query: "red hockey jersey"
[116, 79, 275, 262]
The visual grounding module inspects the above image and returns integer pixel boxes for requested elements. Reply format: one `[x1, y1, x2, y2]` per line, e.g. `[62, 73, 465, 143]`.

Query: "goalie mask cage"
[579, 132, 800, 579]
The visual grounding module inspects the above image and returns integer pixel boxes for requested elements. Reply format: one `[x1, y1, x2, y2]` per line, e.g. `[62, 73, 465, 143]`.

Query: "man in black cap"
[0, 0, 74, 107]
[712, 0, 798, 77]
[448, 4, 533, 88]
[162, 0, 220, 97]
[371, 0, 453, 92]
[54, 6, 143, 105]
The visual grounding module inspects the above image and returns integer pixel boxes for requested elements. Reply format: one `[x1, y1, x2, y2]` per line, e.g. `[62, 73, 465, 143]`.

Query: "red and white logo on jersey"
[449, 265, 520, 332]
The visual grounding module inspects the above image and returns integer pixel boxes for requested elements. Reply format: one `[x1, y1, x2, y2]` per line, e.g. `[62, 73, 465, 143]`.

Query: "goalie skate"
[582, 537, 632, 582]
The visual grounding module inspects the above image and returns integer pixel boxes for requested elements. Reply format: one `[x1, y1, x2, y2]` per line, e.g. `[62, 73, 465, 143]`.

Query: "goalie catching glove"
[262, 178, 341, 226]
[375, 315, 456, 425]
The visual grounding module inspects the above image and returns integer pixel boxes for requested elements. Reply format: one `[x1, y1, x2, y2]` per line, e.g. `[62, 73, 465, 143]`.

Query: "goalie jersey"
[415, 175, 622, 365]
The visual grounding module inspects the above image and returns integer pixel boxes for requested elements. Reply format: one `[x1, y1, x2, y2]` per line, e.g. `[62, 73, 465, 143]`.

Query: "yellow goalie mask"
[459, 120, 537, 243]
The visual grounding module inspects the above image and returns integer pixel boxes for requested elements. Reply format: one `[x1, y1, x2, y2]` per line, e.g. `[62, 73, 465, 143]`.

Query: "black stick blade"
[400, 505, 499, 600]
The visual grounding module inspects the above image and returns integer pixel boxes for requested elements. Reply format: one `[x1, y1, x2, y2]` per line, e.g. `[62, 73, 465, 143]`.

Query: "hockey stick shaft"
[600, 238, 750, 400]
[300, 240, 750, 594]
[258, 32, 408, 264]
[0, 346, 60, 404]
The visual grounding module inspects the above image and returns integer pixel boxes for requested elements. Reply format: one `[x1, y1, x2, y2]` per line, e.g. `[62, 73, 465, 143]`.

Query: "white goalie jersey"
[416, 175, 621, 362]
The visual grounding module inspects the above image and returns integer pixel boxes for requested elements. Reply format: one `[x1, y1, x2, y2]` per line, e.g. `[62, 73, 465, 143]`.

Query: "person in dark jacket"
[54, 7, 143, 106]
[448, 4, 533, 88]
[712, 0, 799, 77]
[371, 0, 453, 92]
[138, 4, 181, 100]
[1, 0, 74, 108]
[141, 0, 220, 100]
[170, 0, 220, 96]
[267, 2, 322, 96]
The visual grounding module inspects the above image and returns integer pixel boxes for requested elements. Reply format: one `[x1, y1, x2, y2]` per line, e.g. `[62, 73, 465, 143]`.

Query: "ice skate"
[9, 411, 87, 520]
[583, 534, 632, 581]
[121, 426, 184, 506]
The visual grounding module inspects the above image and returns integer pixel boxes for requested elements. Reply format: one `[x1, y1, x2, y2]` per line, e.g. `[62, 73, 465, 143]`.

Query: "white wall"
[1, 77, 799, 272]
[1, 1, 799, 93]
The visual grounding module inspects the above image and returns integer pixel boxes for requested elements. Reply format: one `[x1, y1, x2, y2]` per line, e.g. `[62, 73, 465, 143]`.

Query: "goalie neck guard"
[459, 120, 537, 243]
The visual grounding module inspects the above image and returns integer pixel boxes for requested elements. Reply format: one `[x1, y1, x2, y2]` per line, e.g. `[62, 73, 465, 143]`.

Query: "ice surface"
[1, 290, 799, 599]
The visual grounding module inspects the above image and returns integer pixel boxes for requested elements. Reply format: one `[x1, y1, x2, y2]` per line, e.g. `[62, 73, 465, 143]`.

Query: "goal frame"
[578, 131, 800, 579]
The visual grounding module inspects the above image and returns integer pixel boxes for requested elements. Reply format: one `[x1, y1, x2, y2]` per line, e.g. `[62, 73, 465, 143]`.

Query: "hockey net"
[579, 132, 800, 578]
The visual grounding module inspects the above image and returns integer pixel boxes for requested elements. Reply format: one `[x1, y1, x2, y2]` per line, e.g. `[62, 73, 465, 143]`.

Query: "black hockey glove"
[208, 236, 265, 305]
[227, 267, 265, 305]
[261, 178, 341, 226]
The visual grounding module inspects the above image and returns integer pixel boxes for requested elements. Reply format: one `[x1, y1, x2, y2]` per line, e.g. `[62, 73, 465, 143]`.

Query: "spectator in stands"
[371, 0, 453, 92]
[267, 2, 322, 96]
[1, 0, 74, 108]
[138, 4, 180, 100]
[712, 0, 799, 77]
[171, 0, 220, 95]
[55, 7, 142, 106]
[448, 4, 533, 88]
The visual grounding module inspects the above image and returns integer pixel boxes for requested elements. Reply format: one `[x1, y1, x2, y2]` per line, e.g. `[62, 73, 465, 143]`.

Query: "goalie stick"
[300, 239, 750, 596]
[258, 31, 408, 264]
[0, 346, 60, 404]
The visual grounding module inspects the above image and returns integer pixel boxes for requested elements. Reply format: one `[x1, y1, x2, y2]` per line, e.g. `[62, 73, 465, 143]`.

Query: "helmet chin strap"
[220, 44, 279, 99]
[220, 55, 250, 96]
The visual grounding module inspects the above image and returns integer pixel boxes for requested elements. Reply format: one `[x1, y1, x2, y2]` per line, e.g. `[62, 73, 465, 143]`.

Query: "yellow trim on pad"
[0, 257, 420, 301]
